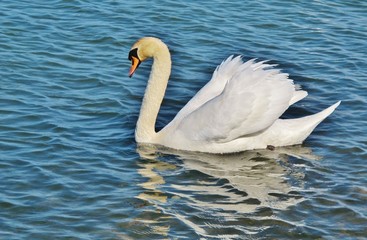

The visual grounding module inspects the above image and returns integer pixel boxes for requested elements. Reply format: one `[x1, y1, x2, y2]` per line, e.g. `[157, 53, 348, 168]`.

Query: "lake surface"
[1, 0, 366, 239]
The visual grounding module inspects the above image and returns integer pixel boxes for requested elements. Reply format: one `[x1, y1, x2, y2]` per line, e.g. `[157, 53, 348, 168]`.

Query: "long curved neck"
[135, 44, 171, 143]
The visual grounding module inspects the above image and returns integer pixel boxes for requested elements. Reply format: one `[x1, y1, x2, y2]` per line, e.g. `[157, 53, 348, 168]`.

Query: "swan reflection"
[136, 144, 320, 213]
[134, 144, 320, 237]
[136, 160, 176, 203]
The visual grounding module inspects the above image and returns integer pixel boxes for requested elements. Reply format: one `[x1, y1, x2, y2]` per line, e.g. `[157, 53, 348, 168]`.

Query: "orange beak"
[129, 56, 141, 78]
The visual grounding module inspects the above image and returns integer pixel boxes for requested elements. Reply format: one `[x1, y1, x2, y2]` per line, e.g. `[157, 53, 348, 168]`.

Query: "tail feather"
[274, 101, 341, 146]
[299, 101, 341, 128]
[292, 101, 340, 143]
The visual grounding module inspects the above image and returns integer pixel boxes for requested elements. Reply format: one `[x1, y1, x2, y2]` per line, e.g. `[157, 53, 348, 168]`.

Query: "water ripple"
[1, 0, 366, 239]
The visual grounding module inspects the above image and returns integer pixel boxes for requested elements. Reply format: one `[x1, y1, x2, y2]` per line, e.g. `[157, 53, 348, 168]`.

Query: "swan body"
[128, 37, 340, 154]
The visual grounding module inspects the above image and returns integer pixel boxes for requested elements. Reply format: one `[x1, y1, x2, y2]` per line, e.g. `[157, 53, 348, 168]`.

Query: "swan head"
[128, 37, 167, 77]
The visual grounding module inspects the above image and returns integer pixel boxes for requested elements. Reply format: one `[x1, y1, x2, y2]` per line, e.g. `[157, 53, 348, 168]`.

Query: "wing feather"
[174, 57, 296, 142]
[170, 56, 243, 122]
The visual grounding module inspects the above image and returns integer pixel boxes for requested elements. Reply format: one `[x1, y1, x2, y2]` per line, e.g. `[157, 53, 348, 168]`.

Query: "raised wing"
[174, 58, 296, 142]
[172, 56, 244, 122]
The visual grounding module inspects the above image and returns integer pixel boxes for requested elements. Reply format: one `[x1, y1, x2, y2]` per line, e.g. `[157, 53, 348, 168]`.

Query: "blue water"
[1, 0, 366, 239]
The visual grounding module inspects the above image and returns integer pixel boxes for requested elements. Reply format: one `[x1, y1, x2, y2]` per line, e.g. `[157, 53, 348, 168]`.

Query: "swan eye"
[128, 48, 139, 61]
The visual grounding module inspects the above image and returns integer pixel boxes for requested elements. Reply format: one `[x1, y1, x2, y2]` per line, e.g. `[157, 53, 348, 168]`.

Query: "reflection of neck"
[135, 44, 171, 143]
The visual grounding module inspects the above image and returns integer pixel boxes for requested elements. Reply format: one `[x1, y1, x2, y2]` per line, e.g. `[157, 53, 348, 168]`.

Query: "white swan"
[128, 37, 340, 154]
